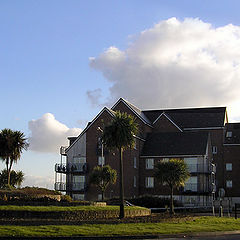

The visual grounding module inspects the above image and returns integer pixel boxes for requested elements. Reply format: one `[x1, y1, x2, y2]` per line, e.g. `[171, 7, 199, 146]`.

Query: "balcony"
[182, 183, 215, 194]
[186, 164, 216, 173]
[55, 182, 86, 192]
[55, 163, 87, 173]
[60, 146, 68, 156]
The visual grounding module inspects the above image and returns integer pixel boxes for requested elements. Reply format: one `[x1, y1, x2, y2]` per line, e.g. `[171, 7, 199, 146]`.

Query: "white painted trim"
[140, 155, 205, 158]
[111, 98, 153, 128]
[184, 127, 224, 130]
[152, 112, 183, 132]
[133, 134, 146, 142]
[65, 107, 115, 153]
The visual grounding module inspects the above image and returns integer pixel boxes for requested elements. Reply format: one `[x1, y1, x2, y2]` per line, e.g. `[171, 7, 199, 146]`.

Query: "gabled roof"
[65, 107, 115, 152]
[143, 107, 226, 129]
[111, 98, 152, 126]
[153, 112, 182, 132]
[141, 132, 209, 157]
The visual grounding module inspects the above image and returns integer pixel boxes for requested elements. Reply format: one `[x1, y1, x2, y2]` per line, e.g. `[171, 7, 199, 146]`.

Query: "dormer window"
[226, 131, 232, 138]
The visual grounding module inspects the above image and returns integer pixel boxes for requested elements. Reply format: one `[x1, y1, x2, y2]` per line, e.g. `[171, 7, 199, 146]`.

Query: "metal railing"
[55, 163, 87, 173]
[183, 183, 215, 193]
[186, 164, 216, 173]
[54, 182, 86, 191]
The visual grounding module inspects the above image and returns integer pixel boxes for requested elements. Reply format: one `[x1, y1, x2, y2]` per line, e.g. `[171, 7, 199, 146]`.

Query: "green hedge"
[0, 207, 150, 220]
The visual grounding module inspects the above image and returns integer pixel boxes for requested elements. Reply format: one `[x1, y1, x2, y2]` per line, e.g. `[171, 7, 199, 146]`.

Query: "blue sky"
[1, 0, 240, 188]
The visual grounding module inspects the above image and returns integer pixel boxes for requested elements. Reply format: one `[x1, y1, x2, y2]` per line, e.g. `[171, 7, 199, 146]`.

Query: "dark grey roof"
[224, 123, 240, 144]
[142, 107, 226, 129]
[141, 132, 209, 157]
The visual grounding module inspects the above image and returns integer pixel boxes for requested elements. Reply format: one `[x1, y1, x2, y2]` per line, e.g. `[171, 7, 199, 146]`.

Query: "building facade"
[54, 98, 240, 205]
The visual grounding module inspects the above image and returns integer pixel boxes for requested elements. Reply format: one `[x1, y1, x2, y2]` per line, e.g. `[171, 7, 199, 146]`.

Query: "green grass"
[1, 217, 240, 237]
[0, 205, 146, 212]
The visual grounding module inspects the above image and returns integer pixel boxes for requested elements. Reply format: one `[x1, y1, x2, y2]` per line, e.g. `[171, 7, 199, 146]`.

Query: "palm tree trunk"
[8, 159, 13, 186]
[101, 190, 104, 201]
[119, 147, 124, 218]
[170, 186, 174, 215]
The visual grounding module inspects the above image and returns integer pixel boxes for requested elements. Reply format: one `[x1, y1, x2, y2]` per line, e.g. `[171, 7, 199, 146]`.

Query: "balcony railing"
[186, 164, 216, 173]
[54, 182, 86, 192]
[183, 183, 215, 193]
[55, 163, 87, 173]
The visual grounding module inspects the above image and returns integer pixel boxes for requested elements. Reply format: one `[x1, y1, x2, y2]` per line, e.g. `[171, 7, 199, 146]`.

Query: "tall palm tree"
[102, 111, 138, 218]
[0, 129, 28, 185]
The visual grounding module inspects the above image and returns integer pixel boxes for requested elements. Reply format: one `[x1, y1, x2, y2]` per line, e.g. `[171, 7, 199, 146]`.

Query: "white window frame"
[98, 156, 105, 166]
[226, 163, 232, 171]
[146, 158, 154, 169]
[133, 138, 137, 149]
[212, 146, 217, 154]
[133, 176, 137, 187]
[133, 157, 137, 168]
[145, 177, 154, 188]
[226, 180, 232, 188]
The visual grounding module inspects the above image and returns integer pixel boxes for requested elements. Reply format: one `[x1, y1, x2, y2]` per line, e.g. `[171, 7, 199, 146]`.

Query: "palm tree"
[0, 129, 28, 185]
[155, 158, 190, 215]
[0, 169, 24, 188]
[102, 111, 138, 218]
[89, 165, 117, 201]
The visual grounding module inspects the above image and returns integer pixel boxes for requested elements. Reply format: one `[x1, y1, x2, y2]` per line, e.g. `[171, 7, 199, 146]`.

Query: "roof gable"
[65, 107, 115, 152]
[153, 112, 182, 132]
[111, 98, 152, 126]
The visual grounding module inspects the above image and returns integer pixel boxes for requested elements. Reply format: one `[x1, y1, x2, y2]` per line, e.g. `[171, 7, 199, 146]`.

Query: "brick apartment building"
[54, 98, 240, 206]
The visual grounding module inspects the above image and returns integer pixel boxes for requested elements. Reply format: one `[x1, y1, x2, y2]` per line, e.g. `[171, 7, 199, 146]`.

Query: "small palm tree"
[89, 165, 117, 201]
[102, 111, 138, 218]
[0, 169, 24, 188]
[0, 129, 28, 185]
[155, 158, 190, 215]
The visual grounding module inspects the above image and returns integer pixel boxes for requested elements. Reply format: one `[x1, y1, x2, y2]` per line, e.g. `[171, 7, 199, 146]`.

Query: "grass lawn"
[0, 205, 146, 212]
[1, 217, 240, 237]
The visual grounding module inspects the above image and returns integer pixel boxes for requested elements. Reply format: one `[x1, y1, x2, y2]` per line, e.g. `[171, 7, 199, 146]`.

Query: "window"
[184, 157, 197, 172]
[72, 194, 85, 201]
[133, 138, 137, 149]
[226, 180, 232, 188]
[133, 157, 137, 168]
[226, 131, 232, 138]
[98, 156, 105, 166]
[184, 176, 197, 191]
[98, 194, 103, 201]
[133, 176, 137, 187]
[146, 158, 154, 169]
[226, 163, 232, 171]
[98, 137, 102, 149]
[212, 146, 217, 154]
[72, 176, 85, 191]
[145, 177, 154, 188]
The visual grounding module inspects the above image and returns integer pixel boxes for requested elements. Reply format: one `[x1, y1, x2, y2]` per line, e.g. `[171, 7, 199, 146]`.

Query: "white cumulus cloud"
[28, 113, 81, 153]
[22, 175, 55, 189]
[89, 18, 240, 121]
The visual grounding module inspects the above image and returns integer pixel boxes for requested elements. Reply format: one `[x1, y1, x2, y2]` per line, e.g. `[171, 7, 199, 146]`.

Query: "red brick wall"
[223, 145, 240, 197]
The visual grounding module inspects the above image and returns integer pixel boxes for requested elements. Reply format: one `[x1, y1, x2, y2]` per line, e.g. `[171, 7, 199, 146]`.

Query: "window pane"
[226, 163, 232, 171]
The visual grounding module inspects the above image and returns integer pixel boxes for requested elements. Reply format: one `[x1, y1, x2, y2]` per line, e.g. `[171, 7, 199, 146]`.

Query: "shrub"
[60, 195, 72, 202]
